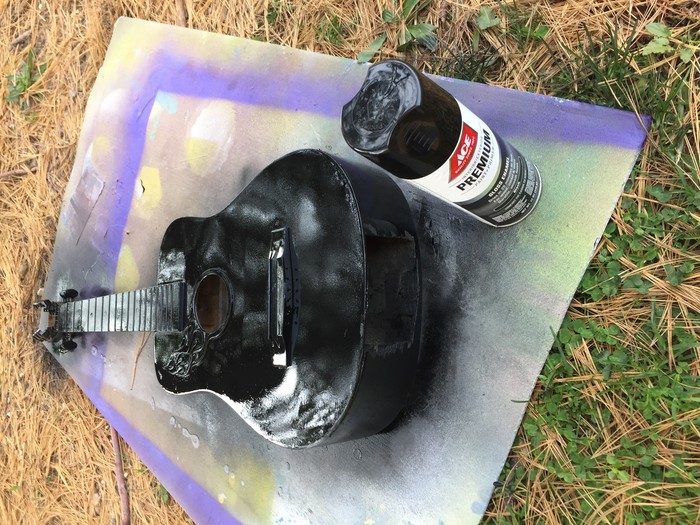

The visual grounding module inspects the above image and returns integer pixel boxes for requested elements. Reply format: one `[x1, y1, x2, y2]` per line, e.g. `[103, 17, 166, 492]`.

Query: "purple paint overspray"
[102, 49, 365, 280]
[434, 76, 652, 149]
[105, 47, 650, 280]
[50, 16, 656, 522]
[85, 390, 241, 525]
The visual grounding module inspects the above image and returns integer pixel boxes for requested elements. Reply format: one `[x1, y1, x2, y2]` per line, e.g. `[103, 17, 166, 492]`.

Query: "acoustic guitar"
[35, 149, 421, 448]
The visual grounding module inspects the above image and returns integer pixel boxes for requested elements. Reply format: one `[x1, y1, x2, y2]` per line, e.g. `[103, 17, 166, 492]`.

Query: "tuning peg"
[61, 340, 78, 352]
[33, 299, 54, 312]
[33, 327, 58, 342]
[60, 289, 79, 301]
[58, 333, 78, 353]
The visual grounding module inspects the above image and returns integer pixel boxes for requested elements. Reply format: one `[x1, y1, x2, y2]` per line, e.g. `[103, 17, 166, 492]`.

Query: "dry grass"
[1, 0, 698, 523]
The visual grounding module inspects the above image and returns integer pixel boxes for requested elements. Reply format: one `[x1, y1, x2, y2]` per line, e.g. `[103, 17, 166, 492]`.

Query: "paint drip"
[341, 60, 542, 227]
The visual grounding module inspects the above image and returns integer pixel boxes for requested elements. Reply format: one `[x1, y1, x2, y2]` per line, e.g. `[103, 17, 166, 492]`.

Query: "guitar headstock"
[33, 288, 80, 352]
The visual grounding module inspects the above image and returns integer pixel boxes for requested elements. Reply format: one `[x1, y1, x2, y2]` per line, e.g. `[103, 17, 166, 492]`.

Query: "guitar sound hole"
[194, 273, 230, 334]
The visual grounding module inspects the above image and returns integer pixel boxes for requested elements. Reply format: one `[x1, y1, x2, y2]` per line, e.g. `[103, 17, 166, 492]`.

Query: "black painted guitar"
[35, 150, 421, 448]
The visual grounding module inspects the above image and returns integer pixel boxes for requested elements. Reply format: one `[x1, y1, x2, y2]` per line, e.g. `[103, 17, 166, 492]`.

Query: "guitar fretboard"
[56, 282, 186, 333]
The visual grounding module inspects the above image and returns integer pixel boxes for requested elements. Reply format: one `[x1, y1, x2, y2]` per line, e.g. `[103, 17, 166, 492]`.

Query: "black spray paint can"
[341, 60, 542, 227]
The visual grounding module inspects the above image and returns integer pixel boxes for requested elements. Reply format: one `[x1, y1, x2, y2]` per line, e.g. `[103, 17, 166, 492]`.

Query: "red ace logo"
[449, 124, 478, 182]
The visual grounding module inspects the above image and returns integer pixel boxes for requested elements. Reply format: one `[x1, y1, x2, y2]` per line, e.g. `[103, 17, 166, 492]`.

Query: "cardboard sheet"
[41, 18, 650, 524]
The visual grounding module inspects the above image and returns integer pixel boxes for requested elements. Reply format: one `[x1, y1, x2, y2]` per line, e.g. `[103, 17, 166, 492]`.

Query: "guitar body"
[154, 150, 421, 447]
[35, 149, 421, 448]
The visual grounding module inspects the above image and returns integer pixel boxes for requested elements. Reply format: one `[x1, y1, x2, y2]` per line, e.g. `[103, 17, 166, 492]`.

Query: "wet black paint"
[154, 150, 421, 447]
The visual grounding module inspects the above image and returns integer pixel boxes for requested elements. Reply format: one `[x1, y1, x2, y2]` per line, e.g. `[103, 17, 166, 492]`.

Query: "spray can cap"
[342, 60, 462, 180]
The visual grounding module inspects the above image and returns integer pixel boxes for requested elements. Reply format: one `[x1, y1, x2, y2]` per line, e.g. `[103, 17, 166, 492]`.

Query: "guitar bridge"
[267, 227, 300, 367]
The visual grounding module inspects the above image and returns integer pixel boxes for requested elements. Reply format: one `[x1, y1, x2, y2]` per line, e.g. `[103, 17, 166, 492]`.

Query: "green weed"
[496, 2, 549, 49]
[156, 482, 170, 504]
[470, 6, 501, 53]
[357, 0, 437, 63]
[643, 22, 696, 63]
[430, 6, 503, 83]
[266, 1, 280, 25]
[316, 15, 349, 46]
[476, 4, 699, 523]
[5, 49, 46, 106]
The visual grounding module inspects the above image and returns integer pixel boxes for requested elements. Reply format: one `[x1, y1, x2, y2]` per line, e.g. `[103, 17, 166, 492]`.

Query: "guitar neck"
[56, 281, 187, 334]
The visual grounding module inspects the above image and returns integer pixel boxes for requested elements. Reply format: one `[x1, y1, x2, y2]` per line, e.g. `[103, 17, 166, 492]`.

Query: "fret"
[162, 286, 166, 329]
[150, 287, 155, 333]
[94, 297, 99, 331]
[132, 291, 137, 331]
[88, 298, 94, 332]
[121, 293, 125, 330]
[109, 294, 115, 332]
[137, 291, 142, 332]
[100, 296, 106, 332]
[56, 282, 186, 334]
[125, 292, 130, 332]
[85, 298, 90, 332]
[141, 288, 147, 332]
[142, 288, 147, 332]
[155, 286, 161, 332]
[130, 291, 134, 330]
[119, 293, 124, 332]
[130, 291, 135, 331]
[87, 298, 93, 332]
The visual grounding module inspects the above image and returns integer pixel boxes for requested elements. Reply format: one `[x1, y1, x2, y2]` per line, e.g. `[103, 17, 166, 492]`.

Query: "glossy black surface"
[342, 60, 462, 179]
[155, 150, 421, 447]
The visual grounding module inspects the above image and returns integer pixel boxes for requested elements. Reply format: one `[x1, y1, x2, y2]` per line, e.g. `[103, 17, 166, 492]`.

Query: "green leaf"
[402, 0, 421, 20]
[642, 37, 673, 55]
[664, 264, 691, 286]
[600, 278, 619, 297]
[532, 25, 549, 40]
[606, 260, 622, 274]
[646, 22, 671, 38]
[679, 261, 695, 274]
[640, 455, 654, 467]
[646, 185, 672, 203]
[397, 27, 410, 49]
[671, 456, 685, 469]
[159, 483, 170, 504]
[673, 329, 700, 351]
[357, 33, 387, 63]
[679, 46, 694, 64]
[638, 467, 652, 481]
[558, 328, 572, 344]
[589, 288, 603, 301]
[407, 23, 438, 50]
[472, 27, 481, 52]
[476, 6, 500, 30]
[382, 9, 397, 23]
[609, 348, 628, 365]
[623, 274, 652, 294]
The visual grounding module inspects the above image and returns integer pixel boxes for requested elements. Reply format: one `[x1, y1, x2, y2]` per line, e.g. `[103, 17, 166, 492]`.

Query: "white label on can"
[410, 101, 501, 204]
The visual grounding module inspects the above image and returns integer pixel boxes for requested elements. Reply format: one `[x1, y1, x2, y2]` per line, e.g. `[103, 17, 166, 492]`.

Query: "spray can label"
[411, 101, 541, 227]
